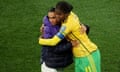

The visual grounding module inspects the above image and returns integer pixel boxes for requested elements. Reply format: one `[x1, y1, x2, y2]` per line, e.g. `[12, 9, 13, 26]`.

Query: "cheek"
[52, 19, 56, 23]
[56, 15, 64, 22]
[56, 15, 60, 19]
[56, 16, 61, 21]
[49, 19, 57, 24]
[60, 15, 65, 21]
[61, 16, 64, 19]
[49, 19, 53, 23]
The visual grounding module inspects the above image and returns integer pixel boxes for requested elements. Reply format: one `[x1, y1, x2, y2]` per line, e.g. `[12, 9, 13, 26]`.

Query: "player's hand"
[71, 40, 79, 47]
[40, 24, 44, 33]
[80, 24, 87, 34]
[40, 24, 44, 38]
[38, 35, 44, 40]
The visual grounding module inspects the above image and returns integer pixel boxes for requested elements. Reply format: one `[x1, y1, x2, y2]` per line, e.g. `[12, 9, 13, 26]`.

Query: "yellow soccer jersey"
[39, 12, 97, 57]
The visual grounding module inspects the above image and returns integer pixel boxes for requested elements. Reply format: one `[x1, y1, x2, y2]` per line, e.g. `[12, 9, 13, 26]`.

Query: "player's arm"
[39, 25, 70, 46]
[39, 35, 63, 46]
[80, 23, 90, 35]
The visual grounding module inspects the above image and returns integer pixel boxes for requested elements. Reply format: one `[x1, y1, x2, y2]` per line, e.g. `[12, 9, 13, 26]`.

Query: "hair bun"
[56, 1, 73, 13]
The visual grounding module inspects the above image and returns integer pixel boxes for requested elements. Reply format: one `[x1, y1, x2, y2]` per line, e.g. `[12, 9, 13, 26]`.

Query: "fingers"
[71, 40, 79, 47]
[40, 24, 44, 33]
[80, 24, 87, 34]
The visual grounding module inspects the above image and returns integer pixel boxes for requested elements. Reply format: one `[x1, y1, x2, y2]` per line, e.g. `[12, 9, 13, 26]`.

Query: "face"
[55, 9, 67, 22]
[48, 12, 57, 25]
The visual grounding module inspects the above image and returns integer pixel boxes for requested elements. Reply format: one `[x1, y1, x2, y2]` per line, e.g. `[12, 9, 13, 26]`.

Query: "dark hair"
[48, 7, 55, 12]
[47, 7, 55, 19]
[84, 24, 90, 35]
[56, 1, 73, 14]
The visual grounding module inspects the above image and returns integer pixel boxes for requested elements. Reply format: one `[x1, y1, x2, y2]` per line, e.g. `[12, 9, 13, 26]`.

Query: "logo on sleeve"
[60, 26, 66, 33]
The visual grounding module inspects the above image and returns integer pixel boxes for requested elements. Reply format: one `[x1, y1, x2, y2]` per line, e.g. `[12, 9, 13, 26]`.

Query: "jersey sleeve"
[39, 35, 61, 46]
[39, 23, 72, 46]
[57, 23, 71, 37]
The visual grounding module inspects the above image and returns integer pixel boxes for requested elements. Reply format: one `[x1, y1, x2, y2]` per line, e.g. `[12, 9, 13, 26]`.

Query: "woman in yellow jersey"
[39, 1, 101, 72]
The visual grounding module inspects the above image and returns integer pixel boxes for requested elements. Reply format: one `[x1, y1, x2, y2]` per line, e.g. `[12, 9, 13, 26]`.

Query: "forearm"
[39, 35, 61, 46]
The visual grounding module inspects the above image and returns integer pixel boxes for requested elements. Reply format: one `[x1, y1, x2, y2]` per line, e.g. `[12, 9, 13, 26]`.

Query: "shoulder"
[43, 16, 48, 22]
